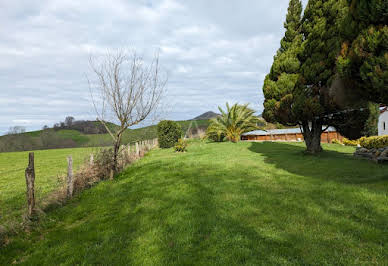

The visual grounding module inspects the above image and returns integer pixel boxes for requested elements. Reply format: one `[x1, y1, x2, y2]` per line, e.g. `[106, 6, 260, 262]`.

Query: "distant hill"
[192, 111, 220, 120]
[0, 119, 211, 153]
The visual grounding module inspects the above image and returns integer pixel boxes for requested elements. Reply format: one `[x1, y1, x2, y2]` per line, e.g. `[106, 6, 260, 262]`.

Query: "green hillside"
[0, 120, 210, 153]
[1, 141, 387, 264]
[0, 147, 98, 230]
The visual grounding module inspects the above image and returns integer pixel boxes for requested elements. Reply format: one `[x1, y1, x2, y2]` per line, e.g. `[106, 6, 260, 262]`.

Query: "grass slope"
[0, 120, 210, 152]
[2, 142, 388, 264]
[0, 147, 98, 229]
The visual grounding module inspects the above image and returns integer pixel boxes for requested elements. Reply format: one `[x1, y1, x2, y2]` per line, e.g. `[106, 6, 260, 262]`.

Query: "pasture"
[1, 141, 387, 264]
[0, 147, 97, 229]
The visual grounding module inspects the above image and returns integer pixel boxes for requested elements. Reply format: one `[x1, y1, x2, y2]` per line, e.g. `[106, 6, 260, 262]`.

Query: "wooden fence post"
[127, 145, 131, 157]
[90, 153, 94, 166]
[147, 140, 151, 151]
[67, 156, 73, 198]
[136, 142, 140, 158]
[25, 152, 35, 218]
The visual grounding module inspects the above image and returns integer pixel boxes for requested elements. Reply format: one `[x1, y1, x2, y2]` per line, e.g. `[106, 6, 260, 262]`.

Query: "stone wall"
[354, 147, 388, 164]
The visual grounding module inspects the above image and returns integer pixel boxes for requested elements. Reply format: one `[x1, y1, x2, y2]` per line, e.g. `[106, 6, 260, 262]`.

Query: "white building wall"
[378, 111, 388, 136]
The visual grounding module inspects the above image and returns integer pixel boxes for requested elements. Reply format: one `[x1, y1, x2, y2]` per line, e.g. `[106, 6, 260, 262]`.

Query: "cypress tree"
[262, 0, 379, 153]
[291, 0, 349, 153]
[337, 0, 388, 104]
[262, 0, 302, 126]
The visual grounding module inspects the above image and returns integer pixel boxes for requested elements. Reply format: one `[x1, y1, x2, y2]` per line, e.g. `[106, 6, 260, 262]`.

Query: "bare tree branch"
[88, 48, 167, 173]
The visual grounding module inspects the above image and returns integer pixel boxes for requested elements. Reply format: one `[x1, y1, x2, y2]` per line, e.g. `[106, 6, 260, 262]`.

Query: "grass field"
[0, 147, 98, 230]
[1, 141, 388, 264]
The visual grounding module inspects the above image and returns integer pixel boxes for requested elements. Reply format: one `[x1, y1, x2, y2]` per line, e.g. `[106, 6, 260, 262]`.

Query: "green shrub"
[174, 139, 188, 152]
[331, 139, 342, 145]
[343, 138, 359, 147]
[359, 135, 388, 149]
[157, 120, 182, 148]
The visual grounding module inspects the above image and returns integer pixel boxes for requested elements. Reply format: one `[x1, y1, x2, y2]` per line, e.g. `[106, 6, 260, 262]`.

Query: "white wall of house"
[378, 111, 388, 136]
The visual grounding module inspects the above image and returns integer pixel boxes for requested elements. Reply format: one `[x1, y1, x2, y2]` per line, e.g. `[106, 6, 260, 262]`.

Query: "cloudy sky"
[0, 0, 308, 134]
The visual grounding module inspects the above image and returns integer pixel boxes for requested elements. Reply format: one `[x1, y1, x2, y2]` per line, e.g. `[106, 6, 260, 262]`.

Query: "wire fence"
[0, 138, 158, 234]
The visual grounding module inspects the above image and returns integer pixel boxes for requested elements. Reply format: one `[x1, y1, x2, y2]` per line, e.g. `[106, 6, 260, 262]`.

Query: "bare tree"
[65, 116, 75, 127]
[7, 126, 26, 135]
[88, 49, 167, 174]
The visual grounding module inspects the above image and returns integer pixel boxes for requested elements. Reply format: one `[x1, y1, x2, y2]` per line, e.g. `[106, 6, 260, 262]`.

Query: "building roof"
[242, 127, 337, 136]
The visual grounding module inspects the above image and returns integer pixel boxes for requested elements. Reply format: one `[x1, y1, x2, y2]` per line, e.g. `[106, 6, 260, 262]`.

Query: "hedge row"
[342, 138, 359, 147]
[359, 135, 388, 149]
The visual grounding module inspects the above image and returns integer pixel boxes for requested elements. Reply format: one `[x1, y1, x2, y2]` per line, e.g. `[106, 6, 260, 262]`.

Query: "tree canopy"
[337, 0, 388, 104]
[262, 0, 302, 126]
[262, 0, 381, 153]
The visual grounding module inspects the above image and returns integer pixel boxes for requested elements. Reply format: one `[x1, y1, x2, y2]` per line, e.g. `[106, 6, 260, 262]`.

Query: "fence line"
[20, 138, 158, 219]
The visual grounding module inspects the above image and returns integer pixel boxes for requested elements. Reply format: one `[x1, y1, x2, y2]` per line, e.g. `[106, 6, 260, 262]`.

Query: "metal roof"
[242, 127, 337, 136]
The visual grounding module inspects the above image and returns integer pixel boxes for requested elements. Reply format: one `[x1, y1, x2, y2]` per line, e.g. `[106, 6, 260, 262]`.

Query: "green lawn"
[1, 141, 387, 265]
[0, 147, 98, 230]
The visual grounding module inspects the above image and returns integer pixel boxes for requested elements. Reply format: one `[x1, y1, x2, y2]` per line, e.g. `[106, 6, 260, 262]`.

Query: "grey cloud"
[0, 0, 304, 134]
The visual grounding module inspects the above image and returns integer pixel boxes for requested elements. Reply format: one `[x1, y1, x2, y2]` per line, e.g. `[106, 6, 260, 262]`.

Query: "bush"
[343, 138, 359, 146]
[359, 135, 388, 149]
[331, 139, 342, 145]
[157, 120, 182, 148]
[174, 139, 188, 152]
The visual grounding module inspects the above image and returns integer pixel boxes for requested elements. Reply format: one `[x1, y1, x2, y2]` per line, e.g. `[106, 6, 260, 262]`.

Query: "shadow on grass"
[248, 142, 388, 189]
[3, 152, 387, 265]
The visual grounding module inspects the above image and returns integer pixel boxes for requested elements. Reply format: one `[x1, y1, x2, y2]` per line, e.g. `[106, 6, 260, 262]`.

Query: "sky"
[0, 0, 308, 134]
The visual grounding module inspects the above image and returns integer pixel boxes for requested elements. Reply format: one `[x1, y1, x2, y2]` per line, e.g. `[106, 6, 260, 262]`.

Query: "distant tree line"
[0, 131, 78, 153]
[6, 126, 26, 135]
[51, 116, 108, 134]
[0, 116, 110, 152]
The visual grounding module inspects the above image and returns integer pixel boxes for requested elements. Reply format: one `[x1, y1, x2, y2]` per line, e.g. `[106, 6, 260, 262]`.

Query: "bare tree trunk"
[113, 133, 122, 174]
[302, 121, 323, 154]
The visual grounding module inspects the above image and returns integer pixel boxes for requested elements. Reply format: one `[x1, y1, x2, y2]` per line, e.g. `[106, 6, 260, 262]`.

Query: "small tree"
[65, 116, 75, 128]
[207, 103, 260, 143]
[89, 49, 167, 174]
[157, 120, 182, 148]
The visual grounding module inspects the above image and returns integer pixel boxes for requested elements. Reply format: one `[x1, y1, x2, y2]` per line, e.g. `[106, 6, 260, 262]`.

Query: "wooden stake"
[136, 142, 140, 158]
[90, 153, 94, 165]
[67, 156, 73, 198]
[25, 152, 35, 218]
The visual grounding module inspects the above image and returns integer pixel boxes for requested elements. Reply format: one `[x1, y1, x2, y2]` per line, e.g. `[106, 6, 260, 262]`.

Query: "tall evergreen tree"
[262, 0, 302, 126]
[337, 0, 388, 104]
[290, 0, 350, 153]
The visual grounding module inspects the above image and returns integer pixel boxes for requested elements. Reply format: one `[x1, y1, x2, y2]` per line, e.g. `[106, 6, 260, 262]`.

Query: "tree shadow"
[248, 142, 388, 191]
[4, 154, 387, 265]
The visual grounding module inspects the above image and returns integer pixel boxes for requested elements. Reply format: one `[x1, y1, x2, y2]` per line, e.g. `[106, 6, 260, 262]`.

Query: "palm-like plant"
[206, 103, 260, 143]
